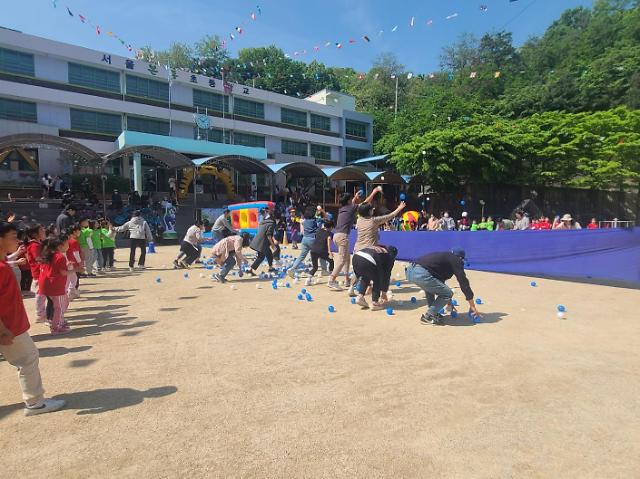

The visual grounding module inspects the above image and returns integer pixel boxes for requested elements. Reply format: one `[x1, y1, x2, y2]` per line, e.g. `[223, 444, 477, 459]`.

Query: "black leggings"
[309, 252, 334, 277]
[251, 247, 273, 270]
[20, 268, 33, 291]
[352, 254, 394, 302]
[129, 239, 146, 267]
[101, 247, 115, 267]
[180, 241, 201, 265]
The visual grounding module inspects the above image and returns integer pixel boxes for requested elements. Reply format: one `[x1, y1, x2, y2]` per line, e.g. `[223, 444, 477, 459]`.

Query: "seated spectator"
[554, 214, 582, 230]
[427, 214, 439, 231]
[587, 218, 598, 229]
[440, 211, 456, 231]
[532, 216, 552, 230]
[485, 216, 495, 231]
[514, 211, 530, 230]
[458, 212, 470, 231]
[470, 219, 479, 231]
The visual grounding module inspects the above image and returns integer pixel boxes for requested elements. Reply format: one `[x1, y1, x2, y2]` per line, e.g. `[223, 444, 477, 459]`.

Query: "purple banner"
[348, 228, 640, 285]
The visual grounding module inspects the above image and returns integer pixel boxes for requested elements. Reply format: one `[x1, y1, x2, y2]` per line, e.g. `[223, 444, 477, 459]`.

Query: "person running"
[287, 206, 319, 278]
[248, 209, 278, 275]
[307, 220, 335, 286]
[174, 220, 205, 269]
[211, 208, 237, 243]
[113, 211, 153, 272]
[0, 221, 66, 416]
[351, 245, 397, 310]
[38, 235, 72, 334]
[211, 233, 251, 283]
[327, 187, 380, 291]
[405, 249, 482, 325]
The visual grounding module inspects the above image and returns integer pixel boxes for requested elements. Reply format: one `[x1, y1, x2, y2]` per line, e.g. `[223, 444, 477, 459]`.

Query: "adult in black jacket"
[55, 206, 76, 235]
[405, 249, 482, 325]
[248, 209, 279, 275]
[352, 245, 397, 310]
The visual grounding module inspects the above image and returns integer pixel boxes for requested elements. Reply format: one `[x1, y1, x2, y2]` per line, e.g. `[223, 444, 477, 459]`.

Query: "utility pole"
[394, 75, 399, 120]
[167, 63, 173, 136]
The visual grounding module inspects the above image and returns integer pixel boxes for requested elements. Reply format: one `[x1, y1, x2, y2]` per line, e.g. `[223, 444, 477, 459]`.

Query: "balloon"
[386, 307, 394, 316]
[530, 281, 537, 287]
[460, 200, 466, 205]
[155, 277, 161, 283]
[350, 297, 356, 304]
[399, 193, 406, 201]
[475, 298, 482, 305]
[328, 306, 335, 313]
[410, 297, 417, 304]
[557, 305, 566, 312]
[297, 293, 303, 300]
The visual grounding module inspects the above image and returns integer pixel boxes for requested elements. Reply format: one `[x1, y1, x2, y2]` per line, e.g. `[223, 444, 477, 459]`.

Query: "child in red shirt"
[65, 225, 83, 300]
[38, 235, 72, 334]
[25, 223, 46, 322]
[0, 221, 66, 415]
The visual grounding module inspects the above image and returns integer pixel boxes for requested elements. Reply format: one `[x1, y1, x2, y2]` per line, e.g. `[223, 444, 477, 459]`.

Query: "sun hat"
[561, 214, 573, 221]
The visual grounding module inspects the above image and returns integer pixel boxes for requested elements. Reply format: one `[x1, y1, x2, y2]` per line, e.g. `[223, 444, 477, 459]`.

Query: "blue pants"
[220, 252, 236, 279]
[290, 236, 315, 271]
[405, 264, 453, 316]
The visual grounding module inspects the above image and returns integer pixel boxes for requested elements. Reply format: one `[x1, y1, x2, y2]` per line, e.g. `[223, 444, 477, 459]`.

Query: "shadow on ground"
[54, 386, 178, 415]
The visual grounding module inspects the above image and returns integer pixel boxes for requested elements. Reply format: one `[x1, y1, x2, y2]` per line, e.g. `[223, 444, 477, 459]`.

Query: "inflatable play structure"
[178, 166, 234, 200]
[228, 201, 275, 235]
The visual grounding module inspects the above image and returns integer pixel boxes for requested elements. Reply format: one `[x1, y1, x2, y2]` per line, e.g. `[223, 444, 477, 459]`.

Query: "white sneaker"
[348, 285, 357, 297]
[356, 295, 369, 309]
[304, 277, 313, 286]
[24, 398, 66, 417]
[129, 267, 134, 272]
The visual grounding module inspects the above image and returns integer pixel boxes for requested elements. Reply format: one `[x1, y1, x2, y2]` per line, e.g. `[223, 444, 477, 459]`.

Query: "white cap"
[461, 212, 468, 217]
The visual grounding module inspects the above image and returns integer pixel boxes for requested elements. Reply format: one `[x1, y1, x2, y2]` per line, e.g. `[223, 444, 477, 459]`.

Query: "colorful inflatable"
[228, 201, 275, 235]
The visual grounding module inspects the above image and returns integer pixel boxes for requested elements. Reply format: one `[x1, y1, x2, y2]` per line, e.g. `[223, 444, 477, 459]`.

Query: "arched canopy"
[193, 155, 273, 175]
[268, 162, 327, 178]
[0, 133, 102, 163]
[365, 171, 407, 184]
[321, 166, 369, 182]
[104, 145, 192, 169]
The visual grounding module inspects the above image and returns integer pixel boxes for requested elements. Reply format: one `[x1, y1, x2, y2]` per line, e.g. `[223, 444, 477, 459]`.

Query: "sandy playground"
[1, 244, 639, 478]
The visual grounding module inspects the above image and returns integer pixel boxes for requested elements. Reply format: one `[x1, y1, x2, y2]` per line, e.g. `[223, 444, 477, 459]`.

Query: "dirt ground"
[1, 245, 639, 478]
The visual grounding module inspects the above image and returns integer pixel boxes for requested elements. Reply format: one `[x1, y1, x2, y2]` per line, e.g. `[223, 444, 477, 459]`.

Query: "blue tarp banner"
[349, 228, 640, 285]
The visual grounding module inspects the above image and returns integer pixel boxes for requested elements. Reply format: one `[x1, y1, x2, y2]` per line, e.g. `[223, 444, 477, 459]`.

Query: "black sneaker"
[420, 313, 443, 325]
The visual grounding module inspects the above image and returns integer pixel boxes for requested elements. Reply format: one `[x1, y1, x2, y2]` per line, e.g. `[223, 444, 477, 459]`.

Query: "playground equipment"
[228, 201, 275, 235]
[178, 166, 234, 200]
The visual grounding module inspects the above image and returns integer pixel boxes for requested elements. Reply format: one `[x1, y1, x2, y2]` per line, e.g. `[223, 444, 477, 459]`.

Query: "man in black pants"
[248, 209, 278, 274]
[352, 245, 397, 310]
[113, 210, 153, 272]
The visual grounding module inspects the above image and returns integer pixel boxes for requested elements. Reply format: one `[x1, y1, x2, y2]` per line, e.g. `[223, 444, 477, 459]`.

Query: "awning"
[104, 145, 192, 169]
[321, 166, 369, 182]
[365, 171, 408, 184]
[268, 162, 327, 178]
[193, 155, 273, 175]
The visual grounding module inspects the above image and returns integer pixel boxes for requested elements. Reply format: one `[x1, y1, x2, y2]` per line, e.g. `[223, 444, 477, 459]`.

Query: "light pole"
[480, 199, 485, 218]
[101, 174, 107, 218]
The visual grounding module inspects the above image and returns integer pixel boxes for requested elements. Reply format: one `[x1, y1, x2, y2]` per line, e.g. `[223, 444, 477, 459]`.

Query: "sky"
[2, 0, 594, 73]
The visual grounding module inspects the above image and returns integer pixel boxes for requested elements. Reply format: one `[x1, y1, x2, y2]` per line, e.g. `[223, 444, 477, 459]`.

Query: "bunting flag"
[410, 16, 415, 27]
[446, 13, 459, 20]
[363, 35, 370, 42]
[96, 26, 100, 35]
[66, 7, 72, 16]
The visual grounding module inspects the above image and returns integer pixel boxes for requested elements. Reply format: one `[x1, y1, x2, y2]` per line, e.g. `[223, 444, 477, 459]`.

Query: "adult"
[211, 233, 251, 283]
[174, 220, 205, 269]
[554, 214, 582, 230]
[440, 211, 456, 231]
[0, 221, 66, 416]
[514, 211, 530, 230]
[287, 206, 319, 277]
[248, 209, 278, 275]
[353, 200, 405, 253]
[458, 212, 470, 231]
[427, 214, 439, 231]
[211, 208, 238, 243]
[168, 176, 176, 200]
[111, 189, 123, 211]
[55, 206, 76, 236]
[327, 188, 380, 290]
[113, 210, 153, 271]
[40, 174, 51, 199]
[351, 245, 397, 310]
[406, 249, 481, 325]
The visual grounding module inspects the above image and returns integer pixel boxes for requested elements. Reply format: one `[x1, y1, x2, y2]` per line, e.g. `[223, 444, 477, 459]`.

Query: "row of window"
[346, 148, 370, 163]
[0, 97, 37, 123]
[345, 120, 368, 139]
[281, 140, 333, 160]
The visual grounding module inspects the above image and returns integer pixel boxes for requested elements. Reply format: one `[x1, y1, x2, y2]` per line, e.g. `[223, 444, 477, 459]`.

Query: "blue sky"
[3, 0, 593, 73]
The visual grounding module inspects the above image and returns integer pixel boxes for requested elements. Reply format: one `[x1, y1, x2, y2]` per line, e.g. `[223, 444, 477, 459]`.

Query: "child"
[38, 235, 72, 334]
[78, 218, 94, 276]
[100, 220, 116, 270]
[90, 220, 104, 274]
[307, 220, 335, 285]
[24, 223, 46, 322]
[16, 229, 33, 295]
[66, 225, 83, 300]
[0, 221, 66, 416]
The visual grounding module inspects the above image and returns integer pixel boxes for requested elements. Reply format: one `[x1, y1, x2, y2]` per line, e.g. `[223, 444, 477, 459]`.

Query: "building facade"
[0, 27, 373, 188]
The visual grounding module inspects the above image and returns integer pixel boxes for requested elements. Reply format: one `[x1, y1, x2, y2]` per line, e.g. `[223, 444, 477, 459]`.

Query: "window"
[193, 89, 229, 113]
[346, 120, 368, 139]
[127, 116, 170, 136]
[346, 148, 370, 163]
[281, 108, 307, 127]
[310, 114, 331, 131]
[0, 148, 38, 172]
[310, 143, 331, 161]
[194, 127, 230, 144]
[282, 140, 308, 157]
[234, 132, 265, 148]
[68, 63, 120, 93]
[70, 109, 121, 135]
[0, 97, 37, 123]
[234, 98, 264, 119]
[126, 75, 169, 101]
[0, 47, 34, 76]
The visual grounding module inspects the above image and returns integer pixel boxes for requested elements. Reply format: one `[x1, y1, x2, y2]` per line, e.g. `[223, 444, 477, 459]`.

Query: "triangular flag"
[96, 26, 100, 35]
[251, 12, 256, 20]
[363, 35, 370, 42]
[407, 72, 413, 79]
[410, 16, 415, 27]
[325, 41, 331, 47]
[78, 14, 86, 23]
[336, 43, 342, 49]
[66, 7, 73, 16]
[391, 25, 398, 32]
[349, 39, 356, 44]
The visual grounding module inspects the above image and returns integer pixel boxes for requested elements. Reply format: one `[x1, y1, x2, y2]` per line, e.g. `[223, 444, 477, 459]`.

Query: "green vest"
[101, 228, 116, 248]
[79, 227, 92, 248]
[91, 229, 103, 249]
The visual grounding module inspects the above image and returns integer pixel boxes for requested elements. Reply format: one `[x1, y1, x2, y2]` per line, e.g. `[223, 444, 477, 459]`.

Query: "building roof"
[193, 156, 273, 175]
[268, 162, 327, 178]
[321, 166, 370, 182]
